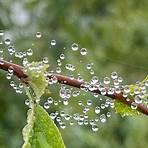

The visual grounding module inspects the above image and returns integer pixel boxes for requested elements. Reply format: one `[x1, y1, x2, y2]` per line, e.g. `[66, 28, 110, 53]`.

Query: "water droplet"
[106, 112, 111, 118]
[8, 66, 14, 74]
[27, 48, 33, 56]
[92, 124, 98, 132]
[100, 88, 106, 95]
[115, 88, 121, 94]
[19, 83, 23, 88]
[36, 32, 42, 38]
[60, 122, 66, 129]
[95, 106, 100, 114]
[8, 46, 15, 55]
[6, 73, 12, 79]
[5, 39, 11, 45]
[54, 100, 58, 106]
[100, 114, 106, 123]
[50, 40, 56, 46]
[60, 54, 65, 60]
[118, 77, 123, 83]
[86, 64, 92, 70]
[44, 102, 50, 109]
[80, 48, 87, 55]
[71, 43, 78, 51]
[111, 72, 118, 79]
[103, 77, 110, 85]
[108, 87, 114, 95]
[0, 48, 3, 53]
[78, 100, 83, 106]
[113, 79, 119, 86]
[134, 96, 142, 104]
[65, 64, 75, 71]
[123, 85, 130, 94]
[43, 57, 49, 64]
[56, 67, 61, 73]
[72, 91, 80, 97]
[25, 99, 30, 106]
[131, 102, 137, 110]
[90, 69, 94, 75]
[10, 81, 15, 87]
[47, 97, 53, 104]
[0, 30, 4, 36]
[134, 87, 140, 95]
[64, 114, 71, 120]
[50, 113, 56, 120]
[63, 99, 68, 105]
[91, 76, 98, 84]
[60, 111, 65, 117]
[56, 117, 61, 122]
[87, 100, 92, 106]
[70, 121, 74, 125]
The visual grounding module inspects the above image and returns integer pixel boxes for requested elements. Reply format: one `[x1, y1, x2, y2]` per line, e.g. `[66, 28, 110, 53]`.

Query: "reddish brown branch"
[0, 59, 148, 115]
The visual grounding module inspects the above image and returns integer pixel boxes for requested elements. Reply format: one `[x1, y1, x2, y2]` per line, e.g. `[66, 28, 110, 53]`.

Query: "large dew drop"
[36, 32, 42, 38]
[50, 40, 56, 46]
[80, 48, 87, 55]
[71, 43, 78, 51]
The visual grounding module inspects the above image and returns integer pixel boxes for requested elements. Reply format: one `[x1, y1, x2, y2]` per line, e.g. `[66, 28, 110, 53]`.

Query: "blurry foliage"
[0, 0, 148, 148]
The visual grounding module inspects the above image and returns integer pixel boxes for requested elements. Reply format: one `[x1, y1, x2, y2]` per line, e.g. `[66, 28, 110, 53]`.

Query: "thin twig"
[0, 59, 148, 115]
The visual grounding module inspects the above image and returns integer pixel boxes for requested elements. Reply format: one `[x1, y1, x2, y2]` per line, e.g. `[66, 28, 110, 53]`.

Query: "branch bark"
[0, 59, 148, 115]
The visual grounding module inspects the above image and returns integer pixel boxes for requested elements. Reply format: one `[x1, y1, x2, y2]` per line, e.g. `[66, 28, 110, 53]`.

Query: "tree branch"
[0, 59, 148, 115]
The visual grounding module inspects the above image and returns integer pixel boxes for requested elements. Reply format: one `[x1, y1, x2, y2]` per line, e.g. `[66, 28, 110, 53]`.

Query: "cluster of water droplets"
[0, 30, 36, 95]
[0, 31, 147, 132]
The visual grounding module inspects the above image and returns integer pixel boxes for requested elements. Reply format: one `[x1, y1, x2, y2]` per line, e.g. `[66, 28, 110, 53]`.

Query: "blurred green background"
[0, 0, 148, 148]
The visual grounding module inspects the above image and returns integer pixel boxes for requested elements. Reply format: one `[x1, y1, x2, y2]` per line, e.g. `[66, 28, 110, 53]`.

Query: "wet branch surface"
[0, 59, 148, 115]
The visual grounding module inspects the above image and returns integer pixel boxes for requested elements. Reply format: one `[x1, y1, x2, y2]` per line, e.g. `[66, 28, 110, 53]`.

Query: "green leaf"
[24, 61, 49, 100]
[22, 104, 65, 148]
[114, 100, 140, 117]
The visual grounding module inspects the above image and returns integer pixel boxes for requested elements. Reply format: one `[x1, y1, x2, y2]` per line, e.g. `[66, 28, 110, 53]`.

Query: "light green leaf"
[24, 61, 49, 100]
[114, 100, 140, 117]
[22, 104, 65, 148]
